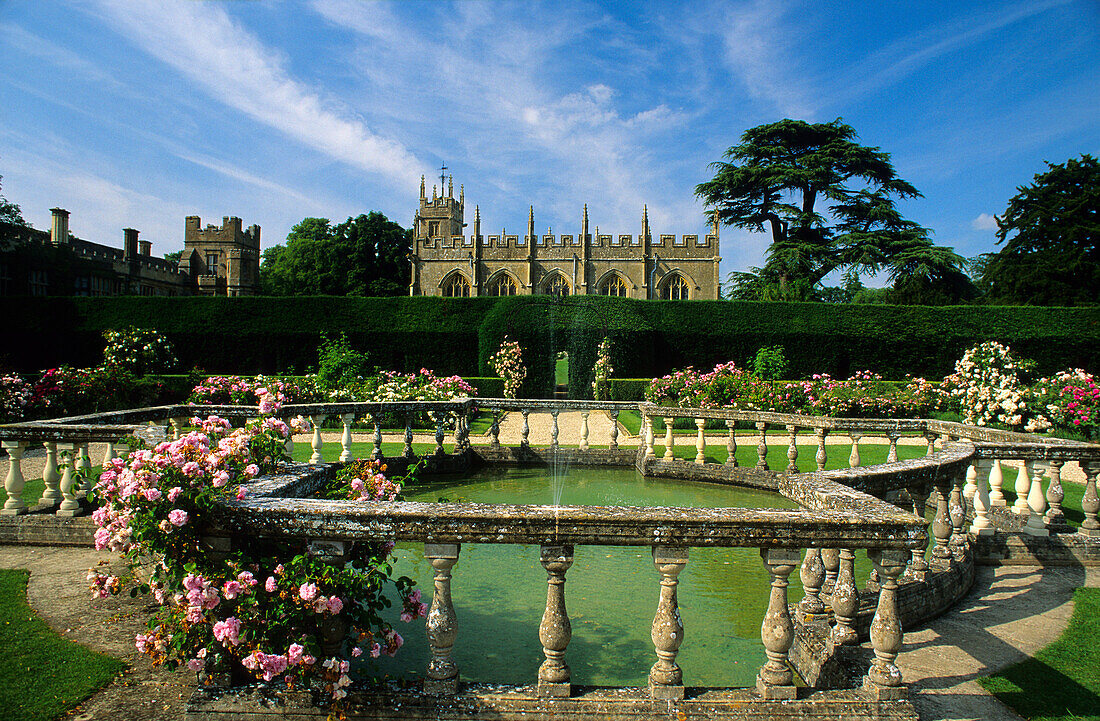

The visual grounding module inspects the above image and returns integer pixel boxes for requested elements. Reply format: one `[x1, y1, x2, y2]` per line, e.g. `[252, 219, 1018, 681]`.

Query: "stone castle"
[409, 174, 720, 299]
[0, 208, 260, 297]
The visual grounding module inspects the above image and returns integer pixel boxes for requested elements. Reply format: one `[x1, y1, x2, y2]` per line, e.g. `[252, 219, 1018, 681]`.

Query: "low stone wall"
[0, 512, 95, 546]
[187, 684, 919, 721]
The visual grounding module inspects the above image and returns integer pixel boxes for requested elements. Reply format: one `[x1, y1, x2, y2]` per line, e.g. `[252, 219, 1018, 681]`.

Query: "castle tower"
[415, 167, 464, 240]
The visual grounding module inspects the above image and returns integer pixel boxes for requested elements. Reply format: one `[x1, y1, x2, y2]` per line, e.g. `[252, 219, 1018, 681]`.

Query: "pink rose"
[212, 617, 241, 646]
[212, 470, 229, 487]
[326, 596, 343, 614]
[236, 486, 247, 500]
[167, 487, 182, 502]
[222, 580, 243, 600]
[299, 583, 318, 602]
[168, 509, 188, 527]
[287, 643, 304, 665]
[265, 576, 277, 593]
[142, 487, 162, 502]
[244, 464, 259, 477]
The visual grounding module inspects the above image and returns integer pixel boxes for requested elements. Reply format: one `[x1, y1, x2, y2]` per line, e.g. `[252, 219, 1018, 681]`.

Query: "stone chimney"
[138, 240, 152, 256]
[50, 208, 70, 246]
[123, 228, 139, 259]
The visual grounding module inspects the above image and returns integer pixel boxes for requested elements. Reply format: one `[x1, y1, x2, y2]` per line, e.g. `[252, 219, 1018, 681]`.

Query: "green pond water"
[362, 465, 822, 689]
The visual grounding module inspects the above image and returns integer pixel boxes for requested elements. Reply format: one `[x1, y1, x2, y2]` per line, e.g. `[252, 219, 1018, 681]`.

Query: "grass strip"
[977, 586, 1100, 721]
[0, 569, 126, 721]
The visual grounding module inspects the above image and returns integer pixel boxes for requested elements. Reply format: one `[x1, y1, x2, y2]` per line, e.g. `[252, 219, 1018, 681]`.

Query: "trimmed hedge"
[5, 297, 1098, 399]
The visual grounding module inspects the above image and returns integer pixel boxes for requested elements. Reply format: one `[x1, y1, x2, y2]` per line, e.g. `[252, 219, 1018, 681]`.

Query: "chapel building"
[408, 175, 720, 299]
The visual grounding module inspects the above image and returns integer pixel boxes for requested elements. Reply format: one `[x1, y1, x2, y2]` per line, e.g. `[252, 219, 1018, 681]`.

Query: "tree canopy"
[260, 212, 411, 296]
[979, 154, 1099, 306]
[0, 174, 28, 228]
[696, 118, 971, 303]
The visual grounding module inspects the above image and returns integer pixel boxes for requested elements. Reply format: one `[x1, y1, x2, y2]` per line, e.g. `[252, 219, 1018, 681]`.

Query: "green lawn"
[555, 356, 568, 386]
[0, 569, 126, 721]
[978, 586, 1100, 721]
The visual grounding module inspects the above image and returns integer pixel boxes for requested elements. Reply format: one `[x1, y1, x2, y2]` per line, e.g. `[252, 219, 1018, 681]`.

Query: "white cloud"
[971, 213, 998, 231]
[95, 0, 428, 189]
[720, 1, 817, 118]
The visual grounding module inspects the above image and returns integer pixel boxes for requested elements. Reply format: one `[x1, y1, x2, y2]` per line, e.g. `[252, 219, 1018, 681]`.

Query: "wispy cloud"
[971, 213, 998, 231]
[95, 0, 428, 189]
[174, 152, 322, 209]
[719, 0, 817, 119]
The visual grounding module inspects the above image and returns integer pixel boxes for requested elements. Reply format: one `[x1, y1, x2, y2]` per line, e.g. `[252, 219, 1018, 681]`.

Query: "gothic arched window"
[602, 275, 629, 297]
[544, 274, 571, 296]
[662, 275, 690, 300]
[442, 274, 471, 297]
[489, 275, 518, 296]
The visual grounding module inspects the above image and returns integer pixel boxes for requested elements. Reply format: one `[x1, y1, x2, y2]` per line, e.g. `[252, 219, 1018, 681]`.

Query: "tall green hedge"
[4, 296, 1097, 398]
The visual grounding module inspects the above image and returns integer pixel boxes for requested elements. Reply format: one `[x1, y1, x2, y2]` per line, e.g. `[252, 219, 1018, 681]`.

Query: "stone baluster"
[786, 425, 799, 473]
[56, 444, 81, 517]
[970, 460, 994, 537]
[609, 411, 619, 451]
[1081, 462, 1099, 537]
[580, 412, 590, 451]
[829, 549, 859, 645]
[886, 432, 900, 463]
[907, 484, 930, 579]
[1012, 461, 1031, 515]
[755, 422, 768, 470]
[538, 545, 574, 697]
[41, 442, 62, 508]
[848, 432, 862, 468]
[435, 416, 446, 456]
[644, 414, 655, 459]
[102, 441, 117, 467]
[949, 467, 966, 553]
[403, 413, 414, 459]
[815, 428, 828, 471]
[1023, 460, 1049, 537]
[76, 443, 94, 496]
[372, 417, 383, 460]
[757, 548, 799, 700]
[309, 414, 326, 464]
[820, 548, 839, 597]
[988, 458, 1006, 506]
[170, 416, 186, 441]
[457, 413, 470, 452]
[797, 548, 825, 622]
[863, 550, 909, 700]
[931, 481, 953, 566]
[725, 421, 738, 467]
[490, 413, 501, 448]
[521, 411, 531, 448]
[550, 410, 560, 449]
[963, 461, 978, 501]
[423, 543, 460, 694]
[663, 417, 674, 461]
[1045, 460, 1069, 531]
[1, 441, 29, 515]
[694, 419, 706, 465]
[339, 414, 355, 462]
[924, 432, 937, 456]
[649, 546, 688, 700]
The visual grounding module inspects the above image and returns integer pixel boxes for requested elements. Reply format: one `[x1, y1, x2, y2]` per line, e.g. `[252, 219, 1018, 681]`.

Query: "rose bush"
[102, 327, 177, 376]
[89, 409, 425, 702]
[489, 337, 527, 399]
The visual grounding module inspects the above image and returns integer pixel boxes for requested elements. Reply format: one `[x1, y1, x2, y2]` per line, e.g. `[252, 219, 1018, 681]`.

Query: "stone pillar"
[609, 411, 619, 451]
[663, 417, 674, 460]
[580, 412, 590, 451]
[988, 458, 1006, 506]
[521, 411, 531, 448]
[757, 548, 799, 700]
[644, 414, 654, 459]
[403, 414, 414, 459]
[170, 416, 186, 441]
[309, 415, 326, 464]
[490, 414, 501, 448]
[815, 428, 828, 471]
[41, 441, 62, 507]
[949, 468, 967, 551]
[424, 543, 460, 695]
[924, 432, 937, 456]
[1023, 460, 1049, 537]
[1081, 462, 1099, 537]
[931, 482, 953, 567]
[863, 549, 908, 700]
[907, 484, 930, 579]
[963, 461, 978, 501]
[1012, 461, 1031, 515]
[797, 548, 825, 622]
[829, 549, 858, 645]
[786, 426, 799, 473]
[649, 546, 687, 700]
[372, 417, 382, 460]
[755, 422, 768, 470]
[886, 432, 899, 463]
[725, 421, 738, 467]
[1, 441, 29, 515]
[821, 547, 840, 597]
[970, 460, 994, 537]
[538, 545, 574, 697]
[848, 433, 862, 468]
[1045, 460, 1069, 531]
[339, 414, 355, 463]
[694, 418, 706, 465]
[56, 444, 81, 516]
[76, 443, 94, 496]
[551, 411, 560, 450]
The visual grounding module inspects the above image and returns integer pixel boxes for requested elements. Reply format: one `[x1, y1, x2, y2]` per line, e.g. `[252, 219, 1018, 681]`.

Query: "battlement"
[184, 215, 260, 249]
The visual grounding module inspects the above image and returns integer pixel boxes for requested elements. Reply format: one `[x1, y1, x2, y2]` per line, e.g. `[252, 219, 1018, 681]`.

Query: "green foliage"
[607, 378, 650, 401]
[978, 587, 1100, 721]
[981, 154, 1100, 306]
[260, 213, 411, 297]
[316, 334, 371, 391]
[0, 174, 27, 227]
[699, 118, 970, 303]
[752, 345, 788, 380]
[0, 569, 125, 721]
[163, 249, 184, 265]
[102, 326, 177, 376]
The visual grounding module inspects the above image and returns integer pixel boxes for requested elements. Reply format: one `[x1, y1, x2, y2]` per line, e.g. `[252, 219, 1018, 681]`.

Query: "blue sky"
[1, 0, 1097, 285]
